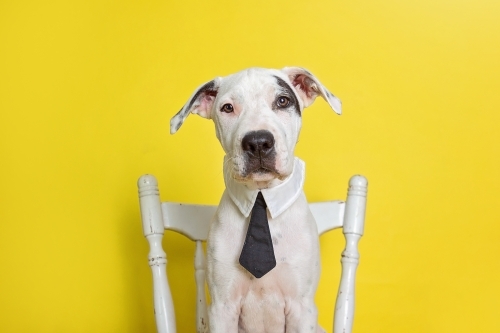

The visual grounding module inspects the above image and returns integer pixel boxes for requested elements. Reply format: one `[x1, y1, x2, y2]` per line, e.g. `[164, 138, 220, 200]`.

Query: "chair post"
[334, 175, 368, 333]
[138, 175, 176, 333]
[194, 241, 208, 333]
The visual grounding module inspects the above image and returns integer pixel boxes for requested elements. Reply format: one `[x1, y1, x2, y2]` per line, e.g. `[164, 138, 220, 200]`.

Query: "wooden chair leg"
[195, 241, 209, 333]
[138, 175, 176, 333]
[334, 175, 367, 333]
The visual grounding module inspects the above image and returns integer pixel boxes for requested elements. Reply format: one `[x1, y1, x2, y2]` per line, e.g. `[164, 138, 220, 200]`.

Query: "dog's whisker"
[222, 155, 236, 170]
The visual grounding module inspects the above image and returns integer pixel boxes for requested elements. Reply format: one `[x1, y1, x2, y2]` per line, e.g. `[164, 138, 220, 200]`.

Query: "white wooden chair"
[137, 174, 368, 333]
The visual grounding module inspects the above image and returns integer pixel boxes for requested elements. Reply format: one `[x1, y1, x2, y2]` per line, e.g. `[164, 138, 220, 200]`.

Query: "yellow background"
[1, 0, 499, 332]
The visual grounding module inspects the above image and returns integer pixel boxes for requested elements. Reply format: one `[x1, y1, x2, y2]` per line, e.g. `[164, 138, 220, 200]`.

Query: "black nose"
[241, 130, 275, 156]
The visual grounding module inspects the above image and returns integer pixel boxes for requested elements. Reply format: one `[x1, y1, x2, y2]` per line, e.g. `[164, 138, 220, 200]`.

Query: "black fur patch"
[273, 76, 300, 116]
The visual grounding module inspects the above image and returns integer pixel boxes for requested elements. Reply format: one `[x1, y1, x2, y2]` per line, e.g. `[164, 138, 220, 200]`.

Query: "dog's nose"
[242, 130, 275, 157]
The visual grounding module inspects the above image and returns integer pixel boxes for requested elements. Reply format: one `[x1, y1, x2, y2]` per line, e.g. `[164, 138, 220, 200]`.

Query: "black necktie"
[239, 191, 276, 278]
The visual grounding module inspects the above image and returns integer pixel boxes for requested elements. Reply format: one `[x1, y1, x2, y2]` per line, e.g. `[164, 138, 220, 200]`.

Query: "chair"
[137, 174, 368, 333]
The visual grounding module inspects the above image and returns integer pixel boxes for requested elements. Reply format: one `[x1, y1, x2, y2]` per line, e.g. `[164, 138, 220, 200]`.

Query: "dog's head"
[171, 67, 341, 188]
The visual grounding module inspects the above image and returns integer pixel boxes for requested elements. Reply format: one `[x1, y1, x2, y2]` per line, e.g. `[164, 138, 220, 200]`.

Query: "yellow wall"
[1, 0, 499, 332]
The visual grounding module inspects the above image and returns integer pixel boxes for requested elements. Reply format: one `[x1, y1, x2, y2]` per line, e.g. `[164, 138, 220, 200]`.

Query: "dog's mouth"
[245, 158, 278, 175]
[253, 166, 274, 174]
[229, 156, 291, 186]
[236, 160, 285, 182]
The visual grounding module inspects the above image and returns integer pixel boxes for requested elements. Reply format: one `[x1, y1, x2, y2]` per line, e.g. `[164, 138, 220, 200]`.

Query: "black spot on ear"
[187, 80, 217, 111]
[273, 76, 300, 116]
[175, 119, 182, 131]
[170, 107, 186, 132]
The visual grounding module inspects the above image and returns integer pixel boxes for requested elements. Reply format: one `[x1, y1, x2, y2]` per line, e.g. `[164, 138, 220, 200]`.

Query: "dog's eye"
[220, 103, 234, 113]
[276, 96, 290, 108]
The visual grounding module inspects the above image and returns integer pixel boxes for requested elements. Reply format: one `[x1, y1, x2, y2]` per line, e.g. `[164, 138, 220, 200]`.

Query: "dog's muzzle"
[241, 130, 277, 175]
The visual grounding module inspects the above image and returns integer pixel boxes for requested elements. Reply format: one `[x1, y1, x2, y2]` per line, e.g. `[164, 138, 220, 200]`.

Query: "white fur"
[207, 192, 324, 333]
[171, 67, 340, 333]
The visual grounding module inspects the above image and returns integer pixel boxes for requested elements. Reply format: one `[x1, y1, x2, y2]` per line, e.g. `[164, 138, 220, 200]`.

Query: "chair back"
[138, 174, 367, 333]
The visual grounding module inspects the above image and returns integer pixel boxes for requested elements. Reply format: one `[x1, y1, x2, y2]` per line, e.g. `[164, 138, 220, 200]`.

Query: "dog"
[170, 67, 341, 333]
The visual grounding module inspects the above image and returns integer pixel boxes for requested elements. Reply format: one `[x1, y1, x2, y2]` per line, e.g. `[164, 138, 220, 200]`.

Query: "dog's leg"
[207, 301, 240, 333]
[285, 300, 320, 333]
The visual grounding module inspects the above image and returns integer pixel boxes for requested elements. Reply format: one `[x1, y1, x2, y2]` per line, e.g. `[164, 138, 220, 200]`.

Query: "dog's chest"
[207, 190, 320, 292]
[268, 205, 319, 270]
[210, 191, 318, 263]
[206, 190, 321, 333]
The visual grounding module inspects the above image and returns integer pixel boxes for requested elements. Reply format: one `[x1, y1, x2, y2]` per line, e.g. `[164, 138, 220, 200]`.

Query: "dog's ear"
[281, 67, 341, 115]
[170, 78, 221, 134]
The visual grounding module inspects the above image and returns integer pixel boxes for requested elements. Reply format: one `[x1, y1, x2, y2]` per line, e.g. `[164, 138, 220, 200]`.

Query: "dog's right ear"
[281, 67, 342, 115]
[170, 78, 221, 134]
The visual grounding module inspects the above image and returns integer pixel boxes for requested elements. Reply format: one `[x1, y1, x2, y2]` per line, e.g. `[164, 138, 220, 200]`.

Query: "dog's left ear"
[170, 78, 221, 134]
[281, 67, 342, 115]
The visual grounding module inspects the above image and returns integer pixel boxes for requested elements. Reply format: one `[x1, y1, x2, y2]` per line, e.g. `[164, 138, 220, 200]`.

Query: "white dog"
[171, 67, 341, 333]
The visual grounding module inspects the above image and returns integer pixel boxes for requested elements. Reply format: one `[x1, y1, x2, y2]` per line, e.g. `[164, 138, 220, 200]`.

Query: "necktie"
[239, 191, 276, 278]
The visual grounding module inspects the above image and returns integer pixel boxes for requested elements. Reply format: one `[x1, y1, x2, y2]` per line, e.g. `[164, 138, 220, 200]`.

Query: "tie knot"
[255, 191, 267, 209]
